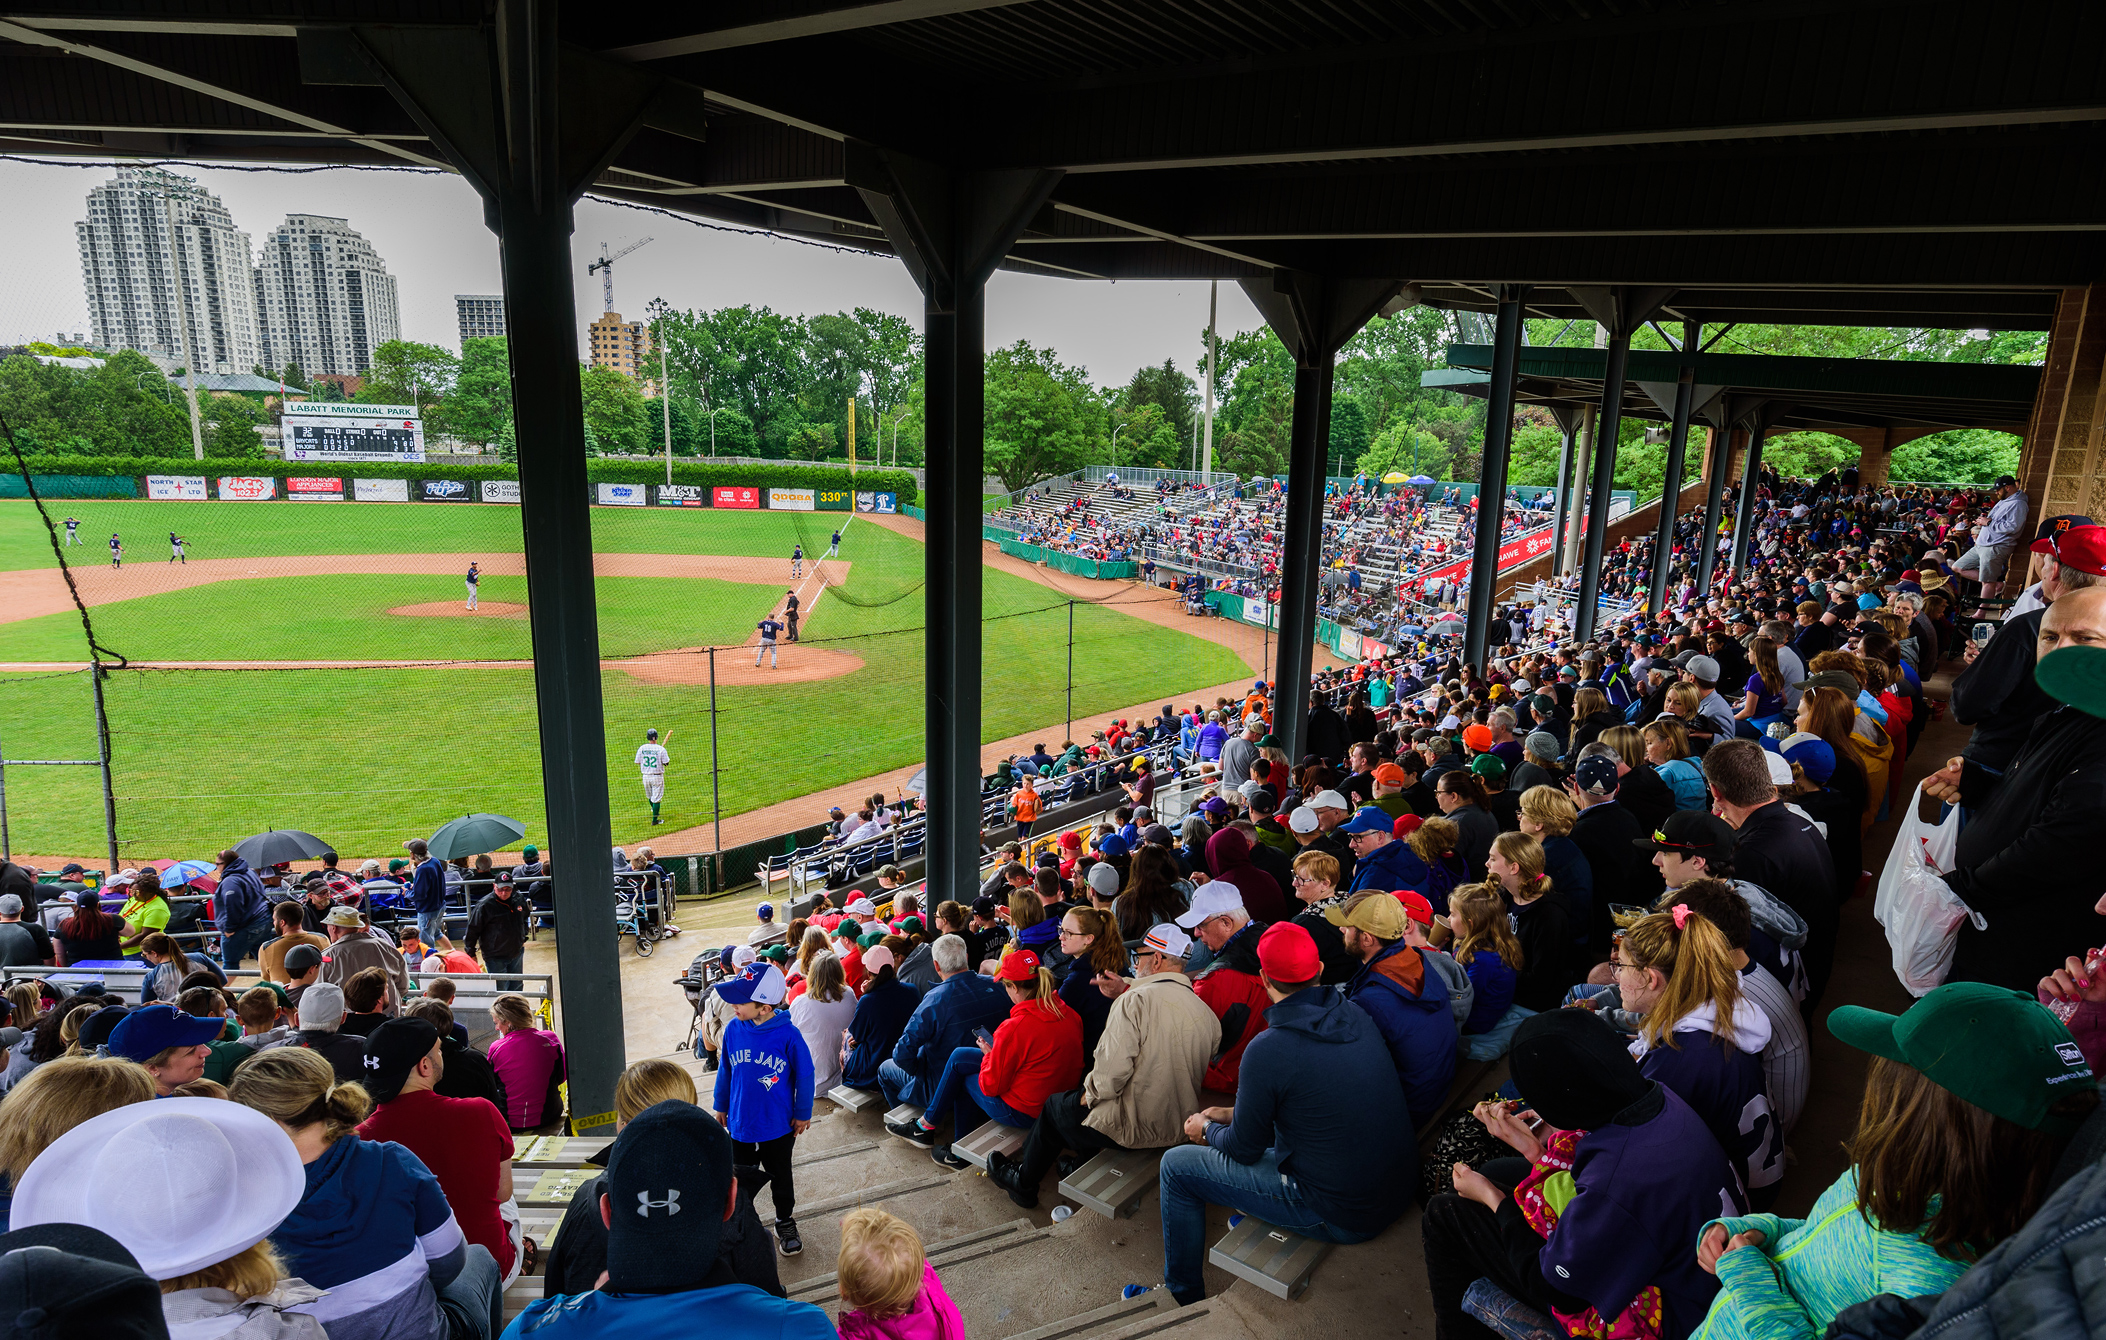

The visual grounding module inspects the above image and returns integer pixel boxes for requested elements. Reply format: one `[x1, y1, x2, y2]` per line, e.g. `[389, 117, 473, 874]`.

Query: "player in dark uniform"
[791, 543, 803, 578]
[169, 532, 186, 564]
[108, 533, 122, 568]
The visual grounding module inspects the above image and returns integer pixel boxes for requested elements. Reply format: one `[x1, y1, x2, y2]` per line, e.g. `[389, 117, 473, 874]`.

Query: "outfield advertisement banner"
[419, 479, 471, 502]
[1339, 628, 1364, 659]
[282, 403, 425, 464]
[216, 476, 277, 501]
[855, 491, 898, 513]
[656, 484, 707, 507]
[815, 487, 853, 512]
[1242, 597, 1271, 626]
[712, 486, 760, 509]
[353, 478, 410, 502]
[146, 475, 208, 500]
[286, 477, 343, 502]
[767, 486, 816, 511]
[480, 481, 521, 504]
[595, 482, 647, 506]
[1411, 523, 1557, 589]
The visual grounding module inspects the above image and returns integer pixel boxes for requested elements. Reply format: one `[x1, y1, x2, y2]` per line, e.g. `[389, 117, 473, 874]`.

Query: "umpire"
[785, 589, 801, 642]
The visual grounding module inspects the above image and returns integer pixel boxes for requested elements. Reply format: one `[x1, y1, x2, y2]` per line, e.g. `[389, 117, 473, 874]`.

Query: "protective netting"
[0, 470, 1249, 867]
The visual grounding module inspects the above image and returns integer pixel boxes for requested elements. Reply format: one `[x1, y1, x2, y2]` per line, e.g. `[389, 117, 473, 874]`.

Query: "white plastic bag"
[1872, 782, 1983, 997]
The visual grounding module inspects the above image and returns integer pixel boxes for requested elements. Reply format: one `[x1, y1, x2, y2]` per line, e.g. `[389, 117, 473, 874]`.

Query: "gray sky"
[0, 157, 1266, 389]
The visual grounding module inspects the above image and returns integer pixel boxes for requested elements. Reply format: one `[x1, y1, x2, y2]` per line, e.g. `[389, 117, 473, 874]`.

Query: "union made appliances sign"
[281, 403, 426, 464]
[286, 477, 343, 502]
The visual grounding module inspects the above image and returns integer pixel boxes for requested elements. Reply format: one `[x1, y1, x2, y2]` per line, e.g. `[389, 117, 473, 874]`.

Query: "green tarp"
[996, 538, 1137, 580]
[0, 474, 139, 499]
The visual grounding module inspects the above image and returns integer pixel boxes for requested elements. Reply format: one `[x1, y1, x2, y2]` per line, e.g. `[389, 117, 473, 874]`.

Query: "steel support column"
[1696, 428, 1734, 595]
[1731, 422, 1769, 576]
[1242, 271, 1401, 763]
[1465, 284, 1528, 668]
[1572, 329, 1631, 644]
[1549, 411, 1576, 576]
[850, 146, 1061, 903]
[1646, 320, 1700, 616]
[345, 7, 665, 1127]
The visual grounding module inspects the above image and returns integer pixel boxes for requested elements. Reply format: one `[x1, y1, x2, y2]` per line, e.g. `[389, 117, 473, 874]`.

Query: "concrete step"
[953, 1121, 1026, 1172]
[1058, 1147, 1160, 1219]
[999, 1292, 1185, 1340]
[1208, 1214, 1332, 1300]
[793, 1171, 954, 1219]
[787, 1217, 1048, 1305]
[1091, 1300, 1219, 1339]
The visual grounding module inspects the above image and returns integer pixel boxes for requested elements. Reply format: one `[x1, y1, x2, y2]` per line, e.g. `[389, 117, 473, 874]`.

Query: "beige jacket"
[1083, 970, 1220, 1149]
[318, 929, 409, 1014]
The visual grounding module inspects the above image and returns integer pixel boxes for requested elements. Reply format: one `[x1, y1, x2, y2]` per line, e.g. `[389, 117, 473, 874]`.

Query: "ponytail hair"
[227, 1046, 370, 1145]
[1001, 952, 1062, 1018]
[1444, 772, 1490, 808]
[1448, 883, 1522, 972]
[1490, 831, 1551, 902]
[1621, 905, 1742, 1052]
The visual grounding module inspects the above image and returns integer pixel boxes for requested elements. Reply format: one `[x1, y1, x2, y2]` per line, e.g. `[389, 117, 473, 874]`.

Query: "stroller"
[614, 870, 665, 957]
[675, 948, 728, 1055]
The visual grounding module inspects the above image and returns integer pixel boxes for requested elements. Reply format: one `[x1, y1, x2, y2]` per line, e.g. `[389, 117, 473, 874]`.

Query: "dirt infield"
[389, 600, 530, 618]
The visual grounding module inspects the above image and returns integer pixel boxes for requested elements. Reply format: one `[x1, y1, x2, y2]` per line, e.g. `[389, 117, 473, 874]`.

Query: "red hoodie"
[978, 996, 1083, 1118]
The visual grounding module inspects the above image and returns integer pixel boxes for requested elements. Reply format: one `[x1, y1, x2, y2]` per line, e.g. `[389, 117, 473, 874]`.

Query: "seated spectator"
[1449, 883, 1525, 1060]
[487, 994, 565, 1133]
[504, 1102, 833, 1338]
[419, 978, 473, 1044]
[1704, 738, 1837, 1005]
[54, 890, 127, 966]
[0, 1054, 153, 1225]
[789, 952, 855, 1096]
[891, 950, 1083, 1168]
[337, 966, 393, 1039]
[840, 946, 918, 1091]
[106, 1003, 222, 1097]
[1515, 784, 1592, 940]
[1328, 892, 1455, 1131]
[177, 984, 255, 1085]
[10, 1094, 326, 1339]
[1491, 832, 1577, 1018]
[541, 1058, 783, 1302]
[1643, 716, 1711, 810]
[260, 901, 329, 985]
[1289, 850, 1357, 984]
[1140, 923, 1413, 1307]
[1178, 885, 1272, 1091]
[877, 934, 1010, 1111]
[1694, 983, 2097, 1338]
[1422, 1009, 1744, 1340]
[1406, 815, 1469, 913]
[1055, 907, 1125, 1063]
[1618, 906, 1785, 1209]
[232, 983, 299, 1054]
[1111, 846, 1191, 945]
[228, 1047, 502, 1340]
[834, 1208, 965, 1340]
[404, 997, 507, 1114]
[286, 982, 369, 1085]
[1659, 878, 1809, 1142]
[991, 923, 1218, 1208]
[1340, 807, 1433, 898]
[356, 1017, 521, 1286]
[1568, 751, 1654, 949]
[281, 943, 325, 1010]
[139, 932, 219, 1003]
[319, 906, 409, 1016]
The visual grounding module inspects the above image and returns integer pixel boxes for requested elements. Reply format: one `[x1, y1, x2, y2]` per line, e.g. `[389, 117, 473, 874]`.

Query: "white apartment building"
[76, 166, 263, 375]
[456, 294, 506, 343]
[253, 214, 401, 377]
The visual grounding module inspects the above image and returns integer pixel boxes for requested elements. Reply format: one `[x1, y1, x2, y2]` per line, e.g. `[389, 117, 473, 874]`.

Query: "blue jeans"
[436, 1243, 499, 1340]
[220, 919, 272, 971]
[1461, 1003, 1535, 1062]
[1157, 1144, 1379, 1304]
[418, 908, 447, 951]
[877, 1057, 920, 1108]
[484, 954, 523, 992]
[922, 1045, 1029, 1135]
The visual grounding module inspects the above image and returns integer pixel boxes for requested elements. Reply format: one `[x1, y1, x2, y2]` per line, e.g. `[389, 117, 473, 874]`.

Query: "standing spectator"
[214, 849, 273, 971]
[356, 1017, 521, 1285]
[1140, 923, 1413, 1307]
[712, 962, 815, 1258]
[464, 876, 529, 991]
[1705, 739, 1838, 1004]
[487, 994, 565, 1133]
[405, 838, 448, 952]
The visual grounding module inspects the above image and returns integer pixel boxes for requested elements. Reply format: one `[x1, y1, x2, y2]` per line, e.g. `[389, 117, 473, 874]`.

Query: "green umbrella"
[427, 813, 527, 861]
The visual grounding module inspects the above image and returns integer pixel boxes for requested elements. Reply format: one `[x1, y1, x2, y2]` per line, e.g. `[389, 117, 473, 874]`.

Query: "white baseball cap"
[1143, 923, 1194, 959]
[1175, 882, 1244, 929]
[731, 944, 758, 968]
[1287, 806, 1321, 835]
[1308, 789, 1350, 811]
[845, 898, 878, 917]
[1764, 751, 1796, 787]
[12, 1098, 303, 1280]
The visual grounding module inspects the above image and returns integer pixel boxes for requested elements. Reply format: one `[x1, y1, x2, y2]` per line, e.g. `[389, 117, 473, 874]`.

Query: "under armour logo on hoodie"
[362, 1054, 380, 1070]
[636, 1189, 681, 1217]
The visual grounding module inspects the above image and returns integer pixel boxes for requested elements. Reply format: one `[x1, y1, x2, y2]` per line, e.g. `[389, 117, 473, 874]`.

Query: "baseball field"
[0, 497, 1245, 862]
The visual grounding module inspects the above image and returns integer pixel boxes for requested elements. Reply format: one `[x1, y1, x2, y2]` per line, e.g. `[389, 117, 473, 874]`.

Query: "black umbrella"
[232, 829, 334, 866]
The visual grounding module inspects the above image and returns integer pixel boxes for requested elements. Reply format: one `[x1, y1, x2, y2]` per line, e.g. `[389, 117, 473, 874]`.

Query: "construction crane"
[588, 236, 653, 313]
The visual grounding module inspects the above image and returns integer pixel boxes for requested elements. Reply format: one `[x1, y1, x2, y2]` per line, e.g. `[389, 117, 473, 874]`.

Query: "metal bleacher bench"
[883, 1102, 925, 1134]
[827, 1083, 882, 1113]
[952, 1121, 1025, 1172]
[1209, 1213, 1332, 1300]
[1058, 1146, 1160, 1219]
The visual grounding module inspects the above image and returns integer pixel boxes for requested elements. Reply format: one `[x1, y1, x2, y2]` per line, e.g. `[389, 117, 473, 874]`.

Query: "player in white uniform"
[636, 727, 671, 825]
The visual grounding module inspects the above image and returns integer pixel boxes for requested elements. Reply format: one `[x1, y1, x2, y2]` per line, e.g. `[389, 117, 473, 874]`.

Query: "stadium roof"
[2, 1, 2102, 329]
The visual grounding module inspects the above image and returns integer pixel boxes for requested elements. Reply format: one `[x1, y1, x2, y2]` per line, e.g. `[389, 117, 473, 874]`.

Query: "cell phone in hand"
[974, 1028, 994, 1048]
[1971, 622, 1995, 646]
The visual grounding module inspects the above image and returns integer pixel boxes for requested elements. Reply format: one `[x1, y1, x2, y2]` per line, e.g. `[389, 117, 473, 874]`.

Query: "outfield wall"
[3, 471, 903, 512]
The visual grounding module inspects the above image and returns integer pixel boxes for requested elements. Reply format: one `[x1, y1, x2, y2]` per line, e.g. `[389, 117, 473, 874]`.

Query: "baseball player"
[636, 727, 671, 825]
[755, 615, 784, 669]
[791, 543, 803, 578]
[784, 589, 800, 642]
[465, 561, 480, 611]
[169, 532, 185, 564]
[108, 533, 122, 568]
[63, 516, 79, 545]
[828, 527, 842, 558]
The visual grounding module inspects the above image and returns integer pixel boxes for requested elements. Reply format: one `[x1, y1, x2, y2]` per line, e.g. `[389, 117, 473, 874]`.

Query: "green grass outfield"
[0, 500, 1244, 857]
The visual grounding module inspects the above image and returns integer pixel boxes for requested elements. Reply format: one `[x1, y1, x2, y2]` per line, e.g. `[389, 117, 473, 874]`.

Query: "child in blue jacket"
[713, 961, 816, 1257]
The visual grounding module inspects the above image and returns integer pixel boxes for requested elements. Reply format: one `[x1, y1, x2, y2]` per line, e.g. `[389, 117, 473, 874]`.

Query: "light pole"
[881, 405, 911, 467]
[1111, 421, 1127, 470]
[705, 404, 729, 459]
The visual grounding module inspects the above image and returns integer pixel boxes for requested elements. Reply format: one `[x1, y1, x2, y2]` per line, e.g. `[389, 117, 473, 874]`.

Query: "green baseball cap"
[1468, 753, 1507, 780]
[1828, 982, 2095, 1135]
[2036, 644, 2106, 720]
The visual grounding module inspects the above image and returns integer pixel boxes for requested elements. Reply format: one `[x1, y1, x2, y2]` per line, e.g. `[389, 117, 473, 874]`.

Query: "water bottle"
[1050, 1205, 1074, 1223]
[2049, 949, 2103, 1025]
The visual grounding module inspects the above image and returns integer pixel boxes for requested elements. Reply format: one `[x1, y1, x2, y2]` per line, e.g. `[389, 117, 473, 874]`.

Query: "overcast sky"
[0, 157, 1267, 388]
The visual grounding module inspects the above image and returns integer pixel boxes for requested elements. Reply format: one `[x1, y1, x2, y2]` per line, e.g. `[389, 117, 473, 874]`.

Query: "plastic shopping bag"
[1872, 782, 1983, 997]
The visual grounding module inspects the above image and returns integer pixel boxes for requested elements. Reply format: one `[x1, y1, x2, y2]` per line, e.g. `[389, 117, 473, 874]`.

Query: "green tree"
[201, 393, 270, 458]
[579, 364, 648, 455]
[0, 350, 192, 456]
[1121, 359, 1197, 450]
[359, 340, 459, 434]
[1206, 329, 1293, 477]
[1357, 419, 1447, 481]
[280, 362, 306, 391]
[1891, 429, 2021, 485]
[1328, 397, 1371, 472]
[983, 340, 1104, 491]
[449, 337, 512, 447]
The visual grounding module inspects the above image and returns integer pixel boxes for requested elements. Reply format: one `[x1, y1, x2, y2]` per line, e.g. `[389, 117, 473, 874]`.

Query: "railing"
[1083, 465, 1235, 489]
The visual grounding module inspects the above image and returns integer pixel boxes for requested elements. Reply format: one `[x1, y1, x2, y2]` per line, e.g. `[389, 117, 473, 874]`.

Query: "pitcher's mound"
[616, 645, 863, 685]
[389, 601, 530, 619]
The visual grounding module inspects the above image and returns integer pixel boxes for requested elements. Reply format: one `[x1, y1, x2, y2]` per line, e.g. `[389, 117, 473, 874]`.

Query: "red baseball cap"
[1392, 813, 1424, 840]
[1257, 922, 1322, 982]
[993, 949, 1041, 982]
[2032, 524, 2106, 577]
[1391, 889, 1435, 926]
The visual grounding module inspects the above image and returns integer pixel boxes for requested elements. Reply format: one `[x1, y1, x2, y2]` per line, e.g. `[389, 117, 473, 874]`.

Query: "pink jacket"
[836, 1264, 963, 1340]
